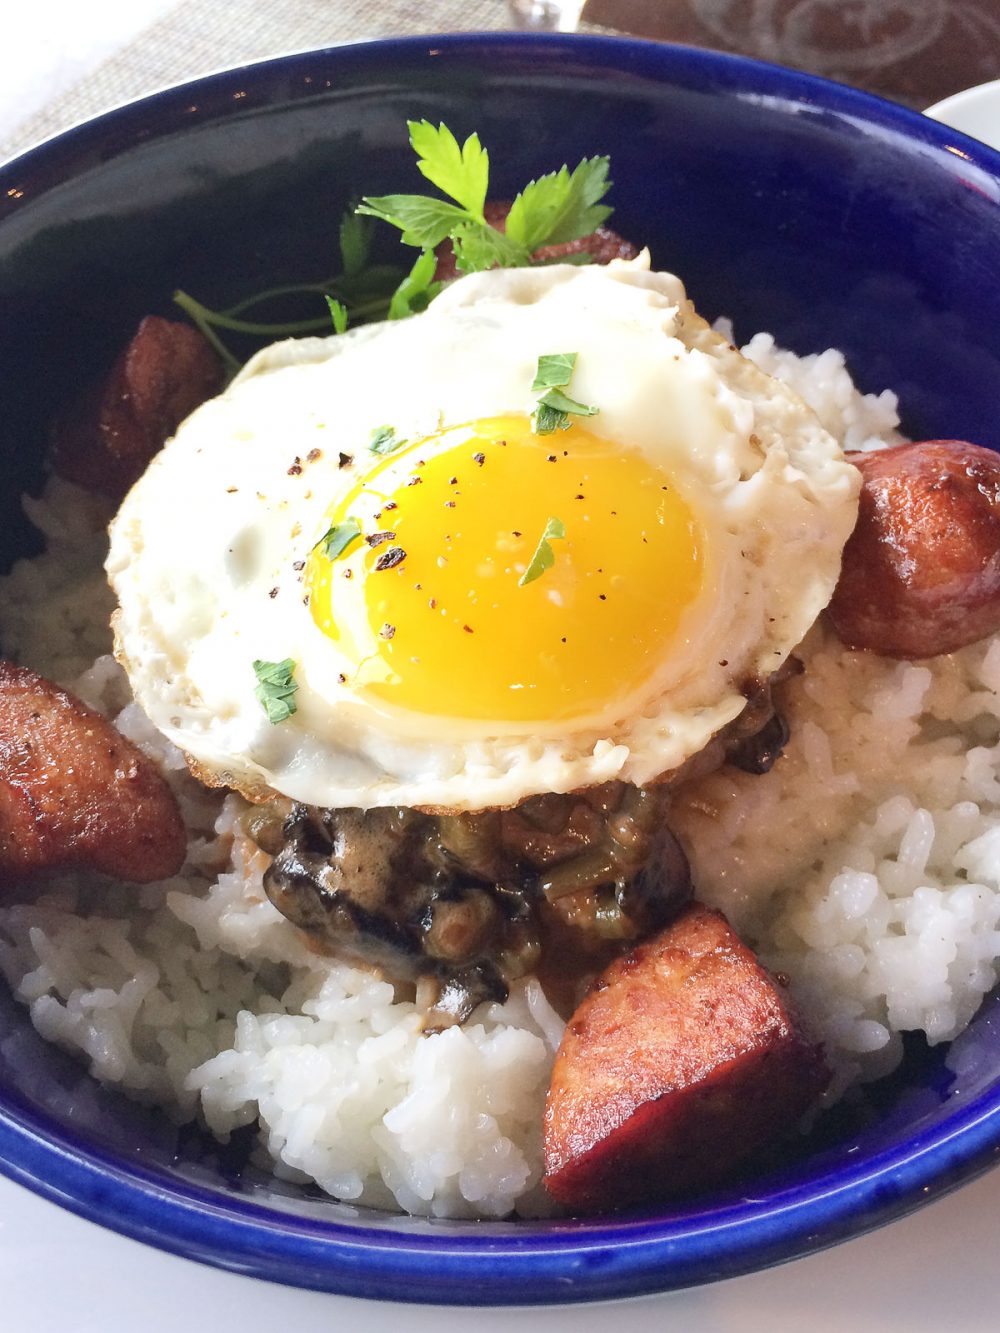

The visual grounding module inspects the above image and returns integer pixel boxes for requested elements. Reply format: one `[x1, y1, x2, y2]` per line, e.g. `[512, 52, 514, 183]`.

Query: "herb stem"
[223, 281, 337, 315]
[172, 290, 242, 376]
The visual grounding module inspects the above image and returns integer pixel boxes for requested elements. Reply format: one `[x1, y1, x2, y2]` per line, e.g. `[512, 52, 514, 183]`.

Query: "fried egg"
[106, 257, 860, 810]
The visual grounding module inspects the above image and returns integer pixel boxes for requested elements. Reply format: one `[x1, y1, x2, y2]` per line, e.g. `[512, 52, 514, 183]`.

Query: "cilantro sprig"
[531, 352, 599, 434]
[358, 121, 612, 277]
[519, 517, 566, 587]
[253, 658, 299, 724]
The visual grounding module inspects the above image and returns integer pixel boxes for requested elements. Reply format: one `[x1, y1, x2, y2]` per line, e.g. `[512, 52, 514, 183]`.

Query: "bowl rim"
[3, 28, 1000, 1307]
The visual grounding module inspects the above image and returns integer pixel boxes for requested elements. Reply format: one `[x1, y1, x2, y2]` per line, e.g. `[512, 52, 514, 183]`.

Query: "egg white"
[106, 256, 860, 810]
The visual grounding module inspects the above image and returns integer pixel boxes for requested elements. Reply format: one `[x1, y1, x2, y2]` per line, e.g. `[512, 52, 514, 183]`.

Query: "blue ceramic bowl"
[2, 32, 1000, 1307]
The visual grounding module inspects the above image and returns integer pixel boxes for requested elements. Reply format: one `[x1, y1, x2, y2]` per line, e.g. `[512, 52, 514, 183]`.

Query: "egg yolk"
[306, 415, 706, 723]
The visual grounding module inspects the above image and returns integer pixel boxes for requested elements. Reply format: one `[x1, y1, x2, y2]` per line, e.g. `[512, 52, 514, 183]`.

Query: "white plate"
[925, 78, 1000, 151]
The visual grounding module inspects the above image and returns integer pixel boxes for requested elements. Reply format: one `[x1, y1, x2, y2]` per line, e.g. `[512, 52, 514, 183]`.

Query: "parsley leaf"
[533, 400, 572, 435]
[369, 425, 407, 456]
[537, 386, 599, 418]
[407, 120, 489, 218]
[450, 221, 526, 275]
[529, 353, 599, 434]
[357, 123, 616, 281]
[315, 516, 362, 559]
[253, 658, 298, 724]
[388, 247, 441, 320]
[339, 209, 371, 278]
[355, 194, 471, 250]
[325, 295, 349, 334]
[531, 352, 577, 391]
[519, 517, 566, 587]
[505, 157, 612, 251]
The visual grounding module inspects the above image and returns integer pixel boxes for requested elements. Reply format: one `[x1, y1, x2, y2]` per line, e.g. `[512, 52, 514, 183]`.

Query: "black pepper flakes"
[445, 500, 456, 508]
[449, 476, 458, 486]
[288, 459, 303, 476]
[338, 452, 353, 468]
[429, 598, 437, 609]
[343, 568, 353, 579]
[337, 672, 347, 684]
[307, 448, 322, 463]
[366, 530, 397, 548]
[384, 501, 398, 512]
[379, 623, 396, 640]
[407, 476, 422, 486]
[374, 546, 407, 571]
[547, 454, 557, 463]
[473, 452, 485, 466]
[463, 624, 474, 634]
[269, 587, 279, 599]
[599, 594, 607, 601]
[292, 560, 305, 571]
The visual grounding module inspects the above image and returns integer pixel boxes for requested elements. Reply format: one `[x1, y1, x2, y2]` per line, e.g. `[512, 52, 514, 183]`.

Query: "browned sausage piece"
[0, 661, 186, 886]
[827, 440, 1000, 659]
[433, 200, 639, 283]
[543, 903, 828, 1213]
[51, 316, 223, 503]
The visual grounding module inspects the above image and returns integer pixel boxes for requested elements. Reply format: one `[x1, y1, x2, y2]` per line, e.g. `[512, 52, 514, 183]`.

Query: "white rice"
[1, 336, 996, 1216]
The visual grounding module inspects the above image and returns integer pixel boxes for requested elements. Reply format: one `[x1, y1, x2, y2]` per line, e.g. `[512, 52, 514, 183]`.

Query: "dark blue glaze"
[1, 32, 1000, 1305]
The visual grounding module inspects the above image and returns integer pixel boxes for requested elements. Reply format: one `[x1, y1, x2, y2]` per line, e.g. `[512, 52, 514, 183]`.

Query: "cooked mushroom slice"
[256, 782, 692, 1022]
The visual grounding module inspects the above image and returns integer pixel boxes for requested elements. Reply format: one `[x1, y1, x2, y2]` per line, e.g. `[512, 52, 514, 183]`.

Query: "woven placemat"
[3, 0, 612, 162]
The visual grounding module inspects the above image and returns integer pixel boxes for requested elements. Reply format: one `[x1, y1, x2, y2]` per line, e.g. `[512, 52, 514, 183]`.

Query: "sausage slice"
[51, 316, 223, 503]
[0, 661, 186, 885]
[828, 440, 1000, 659]
[543, 903, 828, 1212]
[433, 201, 638, 283]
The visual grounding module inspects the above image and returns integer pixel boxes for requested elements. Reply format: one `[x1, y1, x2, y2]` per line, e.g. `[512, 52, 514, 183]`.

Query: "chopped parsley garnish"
[534, 387, 599, 434]
[530, 352, 599, 435]
[531, 352, 578, 391]
[369, 425, 408, 456]
[519, 516, 566, 587]
[358, 120, 612, 279]
[253, 658, 298, 724]
[315, 516, 362, 560]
